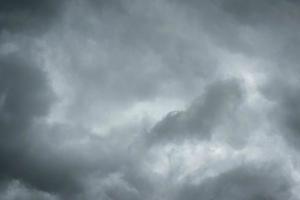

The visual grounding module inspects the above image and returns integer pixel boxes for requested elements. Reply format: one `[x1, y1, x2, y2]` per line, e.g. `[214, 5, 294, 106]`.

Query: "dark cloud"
[0, 0, 66, 34]
[148, 78, 245, 145]
[177, 0, 300, 151]
[261, 77, 300, 150]
[0, 180, 57, 200]
[1, 0, 300, 199]
[0, 54, 53, 126]
[40, 0, 219, 130]
[0, 52, 153, 198]
[175, 163, 292, 200]
[218, 0, 300, 29]
[217, 0, 300, 152]
[0, 53, 80, 195]
[175, 0, 300, 58]
[0, 51, 153, 199]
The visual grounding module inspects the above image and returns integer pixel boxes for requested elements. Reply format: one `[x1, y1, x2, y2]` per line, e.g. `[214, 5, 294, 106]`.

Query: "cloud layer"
[1, 0, 300, 199]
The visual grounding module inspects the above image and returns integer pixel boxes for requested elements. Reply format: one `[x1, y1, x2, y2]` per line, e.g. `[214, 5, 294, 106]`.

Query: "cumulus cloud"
[1, 0, 300, 199]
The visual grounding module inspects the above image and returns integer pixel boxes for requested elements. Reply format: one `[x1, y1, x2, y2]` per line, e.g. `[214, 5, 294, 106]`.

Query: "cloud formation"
[148, 78, 245, 144]
[176, 163, 293, 200]
[0, 0, 65, 34]
[1, 0, 300, 199]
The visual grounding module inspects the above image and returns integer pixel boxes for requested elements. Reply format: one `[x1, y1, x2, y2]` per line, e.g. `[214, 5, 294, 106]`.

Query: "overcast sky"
[1, 0, 300, 199]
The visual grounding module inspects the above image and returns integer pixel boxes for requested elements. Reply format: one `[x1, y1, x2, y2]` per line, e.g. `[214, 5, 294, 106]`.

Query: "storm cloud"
[1, 0, 300, 199]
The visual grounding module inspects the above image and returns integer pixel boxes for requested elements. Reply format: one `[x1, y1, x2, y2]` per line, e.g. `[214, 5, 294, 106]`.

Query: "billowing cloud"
[1, 0, 300, 199]
[0, 53, 80, 196]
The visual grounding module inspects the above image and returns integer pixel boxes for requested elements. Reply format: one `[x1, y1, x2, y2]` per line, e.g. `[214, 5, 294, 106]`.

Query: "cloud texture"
[1, 0, 300, 199]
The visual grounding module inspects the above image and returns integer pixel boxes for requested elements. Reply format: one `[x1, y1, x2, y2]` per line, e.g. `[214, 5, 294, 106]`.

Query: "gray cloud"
[0, 53, 82, 196]
[261, 77, 300, 150]
[0, 180, 57, 200]
[175, 163, 293, 200]
[0, 0, 67, 34]
[148, 78, 246, 145]
[1, 0, 300, 199]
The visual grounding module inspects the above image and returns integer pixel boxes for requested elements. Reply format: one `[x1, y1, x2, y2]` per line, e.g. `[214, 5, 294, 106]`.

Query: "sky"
[0, 0, 300, 199]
